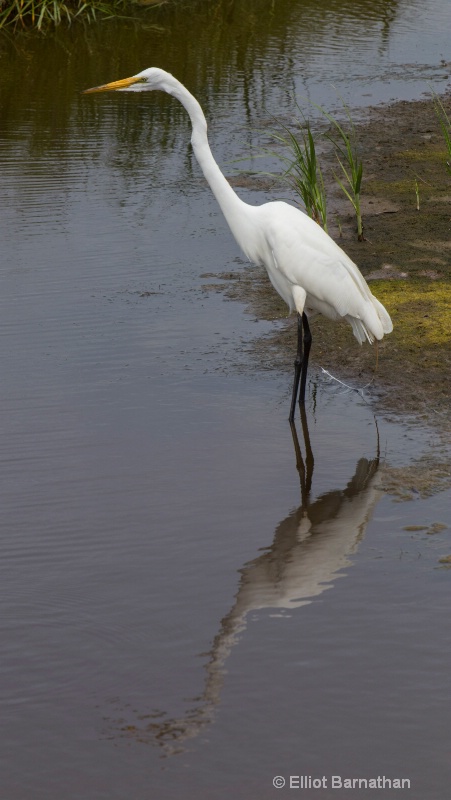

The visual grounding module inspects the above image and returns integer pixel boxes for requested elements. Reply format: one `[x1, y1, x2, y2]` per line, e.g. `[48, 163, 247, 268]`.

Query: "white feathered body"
[223, 199, 392, 345]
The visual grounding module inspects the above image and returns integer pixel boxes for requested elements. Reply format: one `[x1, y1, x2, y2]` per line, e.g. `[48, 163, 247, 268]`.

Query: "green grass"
[433, 93, 451, 175]
[266, 99, 365, 240]
[268, 119, 328, 231]
[319, 103, 364, 241]
[0, 0, 129, 30]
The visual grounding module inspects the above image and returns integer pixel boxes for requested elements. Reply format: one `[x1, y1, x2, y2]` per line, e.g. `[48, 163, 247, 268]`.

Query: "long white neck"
[163, 76, 250, 243]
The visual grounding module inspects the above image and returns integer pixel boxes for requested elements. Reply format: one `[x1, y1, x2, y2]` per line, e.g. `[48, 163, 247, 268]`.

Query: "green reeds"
[414, 178, 420, 211]
[320, 104, 364, 241]
[0, 0, 126, 30]
[270, 121, 328, 231]
[433, 94, 451, 175]
[268, 98, 365, 241]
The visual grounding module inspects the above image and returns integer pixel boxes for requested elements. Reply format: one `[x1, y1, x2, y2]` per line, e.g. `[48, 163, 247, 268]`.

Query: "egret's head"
[83, 68, 172, 94]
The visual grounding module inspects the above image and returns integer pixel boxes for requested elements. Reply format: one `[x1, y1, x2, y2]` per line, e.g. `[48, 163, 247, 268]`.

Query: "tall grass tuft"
[270, 120, 328, 232]
[414, 178, 420, 211]
[0, 0, 127, 30]
[320, 103, 364, 241]
[433, 93, 451, 175]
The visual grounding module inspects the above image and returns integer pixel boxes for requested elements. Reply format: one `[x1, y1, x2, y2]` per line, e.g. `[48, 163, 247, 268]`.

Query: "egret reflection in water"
[106, 413, 382, 754]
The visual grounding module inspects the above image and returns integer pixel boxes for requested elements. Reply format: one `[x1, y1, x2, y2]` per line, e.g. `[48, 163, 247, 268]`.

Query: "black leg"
[289, 313, 303, 422]
[299, 312, 312, 407]
[289, 312, 312, 421]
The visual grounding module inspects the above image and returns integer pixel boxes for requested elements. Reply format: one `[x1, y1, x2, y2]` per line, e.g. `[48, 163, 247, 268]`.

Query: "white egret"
[84, 68, 393, 420]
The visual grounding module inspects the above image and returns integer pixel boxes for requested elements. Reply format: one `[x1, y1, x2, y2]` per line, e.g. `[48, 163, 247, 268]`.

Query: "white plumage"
[85, 68, 393, 416]
[248, 201, 392, 344]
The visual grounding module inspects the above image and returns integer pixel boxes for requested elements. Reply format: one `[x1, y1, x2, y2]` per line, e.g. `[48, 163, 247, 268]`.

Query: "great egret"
[84, 68, 393, 420]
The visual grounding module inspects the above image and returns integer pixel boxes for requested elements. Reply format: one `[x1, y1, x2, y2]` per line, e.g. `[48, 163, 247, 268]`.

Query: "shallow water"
[1, 1, 451, 797]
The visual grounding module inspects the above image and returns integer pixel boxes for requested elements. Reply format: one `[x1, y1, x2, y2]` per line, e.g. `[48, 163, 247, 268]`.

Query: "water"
[1, 1, 451, 797]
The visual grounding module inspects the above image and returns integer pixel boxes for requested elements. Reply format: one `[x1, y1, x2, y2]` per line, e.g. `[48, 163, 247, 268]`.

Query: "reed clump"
[0, 0, 129, 30]
[433, 93, 451, 175]
[270, 121, 328, 231]
[266, 100, 365, 241]
[322, 107, 364, 241]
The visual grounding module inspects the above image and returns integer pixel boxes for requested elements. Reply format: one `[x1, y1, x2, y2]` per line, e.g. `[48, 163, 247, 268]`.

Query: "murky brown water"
[1, 1, 451, 798]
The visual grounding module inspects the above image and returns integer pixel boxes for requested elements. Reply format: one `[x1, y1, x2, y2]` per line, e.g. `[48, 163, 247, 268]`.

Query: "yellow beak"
[83, 76, 143, 94]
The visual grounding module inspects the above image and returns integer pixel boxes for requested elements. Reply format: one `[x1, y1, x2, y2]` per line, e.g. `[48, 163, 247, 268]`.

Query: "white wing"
[255, 202, 392, 343]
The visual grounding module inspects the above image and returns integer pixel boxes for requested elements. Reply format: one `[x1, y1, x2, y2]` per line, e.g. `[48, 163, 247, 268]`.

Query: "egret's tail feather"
[347, 317, 374, 345]
[372, 296, 393, 334]
[347, 292, 393, 345]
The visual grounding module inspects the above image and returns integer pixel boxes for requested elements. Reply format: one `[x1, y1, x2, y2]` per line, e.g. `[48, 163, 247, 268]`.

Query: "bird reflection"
[108, 411, 382, 753]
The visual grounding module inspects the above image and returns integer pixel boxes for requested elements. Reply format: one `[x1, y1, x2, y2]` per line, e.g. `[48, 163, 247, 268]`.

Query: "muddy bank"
[203, 90, 451, 430]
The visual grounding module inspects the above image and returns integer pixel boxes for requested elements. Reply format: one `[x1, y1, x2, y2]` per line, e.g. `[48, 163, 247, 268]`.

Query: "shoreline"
[205, 89, 451, 433]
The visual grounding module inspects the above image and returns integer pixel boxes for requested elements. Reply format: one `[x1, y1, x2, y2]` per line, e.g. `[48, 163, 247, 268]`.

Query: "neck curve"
[162, 75, 249, 240]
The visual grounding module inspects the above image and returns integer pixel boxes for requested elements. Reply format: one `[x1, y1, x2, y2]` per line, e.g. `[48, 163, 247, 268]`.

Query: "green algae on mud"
[203, 91, 451, 429]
